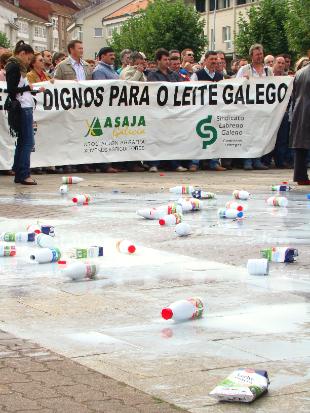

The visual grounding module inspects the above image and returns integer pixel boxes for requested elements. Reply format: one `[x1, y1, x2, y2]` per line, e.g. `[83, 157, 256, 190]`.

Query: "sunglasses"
[186, 53, 194, 57]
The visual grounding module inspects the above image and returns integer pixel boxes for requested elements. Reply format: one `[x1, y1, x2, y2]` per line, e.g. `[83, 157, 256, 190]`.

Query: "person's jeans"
[244, 158, 264, 168]
[294, 149, 309, 182]
[189, 160, 199, 167]
[13, 108, 34, 182]
[263, 112, 291, 167]
[209, 159, 220, 169]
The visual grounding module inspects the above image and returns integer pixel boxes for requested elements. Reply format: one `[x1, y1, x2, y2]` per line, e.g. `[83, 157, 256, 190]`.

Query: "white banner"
[0, 77, 293, 170]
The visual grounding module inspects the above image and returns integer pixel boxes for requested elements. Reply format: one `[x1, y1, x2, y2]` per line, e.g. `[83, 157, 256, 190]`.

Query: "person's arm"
[6, 63, 31, 99]
[54, 64, 63, 80]
[125, 68, 143, 81]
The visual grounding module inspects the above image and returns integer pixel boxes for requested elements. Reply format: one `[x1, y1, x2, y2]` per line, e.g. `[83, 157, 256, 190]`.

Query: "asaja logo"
[196, 116, 218, 149]
[85, 116, 146, 138]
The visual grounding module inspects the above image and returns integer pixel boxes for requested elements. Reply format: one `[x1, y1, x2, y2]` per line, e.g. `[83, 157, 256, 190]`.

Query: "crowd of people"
[0, 38, 309, 185]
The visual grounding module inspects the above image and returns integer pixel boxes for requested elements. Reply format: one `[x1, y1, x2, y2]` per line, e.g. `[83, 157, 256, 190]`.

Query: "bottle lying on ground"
[161, 298, 204, 321]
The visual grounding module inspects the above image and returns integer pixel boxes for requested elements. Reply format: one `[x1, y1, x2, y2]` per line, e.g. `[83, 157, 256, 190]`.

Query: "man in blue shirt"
[92, 47, 119, 80]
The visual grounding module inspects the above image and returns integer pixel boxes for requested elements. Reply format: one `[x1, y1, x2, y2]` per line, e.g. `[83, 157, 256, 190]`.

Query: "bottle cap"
[307, 194, 310, 200]
[236, 205, 243, 211]
[127, 245, 136, 254]
[159, 219, 165, 226]
[161, 308, 173, 320]
[72, 197, 78, 203]
[237, 211, 243, 218]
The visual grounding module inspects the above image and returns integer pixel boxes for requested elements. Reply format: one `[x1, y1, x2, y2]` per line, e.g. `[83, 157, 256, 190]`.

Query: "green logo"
[196, 116, 218, 149]
[85, 117, 103, 137]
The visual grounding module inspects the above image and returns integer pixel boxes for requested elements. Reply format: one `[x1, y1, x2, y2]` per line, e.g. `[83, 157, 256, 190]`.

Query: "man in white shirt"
[236, 43, 272, 170]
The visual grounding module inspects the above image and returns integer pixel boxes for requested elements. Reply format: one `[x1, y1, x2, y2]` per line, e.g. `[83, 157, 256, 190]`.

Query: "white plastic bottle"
[218, 208, 243, 219]
[62, 176, 84, 184]
[63, 262, 99, 281]
[0, 244, 16, 257]
[161, 298, 204, 321]
[27, 224, 41, 234]
[169, 185, 194, 194]
[137, 208, 164, 220]
[271, 184, 292, 192]
[36, 234, 56, 249]
[71, 246, 104, 259]
[267, 196, 288, 207]
[159, 213, 183, 226]
[72, 194, 91, 205]
[225, 201, 246, 212]
[59, 184, 68, 194]
[0, 232, 35, 242]
[175, 223, 192, 237]
[191, 190, 215, 199]
[116, 240, 136, 254]
[233, 190, 250, 200]
[30, 248, 61, 264]
[177, 198, 201, 212]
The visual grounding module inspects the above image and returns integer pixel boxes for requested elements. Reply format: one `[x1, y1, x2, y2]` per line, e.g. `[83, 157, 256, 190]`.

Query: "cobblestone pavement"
[0, 329, 185, 413]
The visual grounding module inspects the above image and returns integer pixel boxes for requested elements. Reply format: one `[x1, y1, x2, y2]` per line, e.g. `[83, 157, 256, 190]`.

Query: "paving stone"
[0, 393, 42, 411]
[0, 368, 31, 384]
[38, 397, 93, 413]
[9, 382, 59, 399]
[53, 383, 105, 402]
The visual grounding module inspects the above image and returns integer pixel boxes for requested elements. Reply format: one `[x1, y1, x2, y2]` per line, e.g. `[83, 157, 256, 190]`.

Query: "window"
[106, 23, 121, 38]
[34, 25, 46, 39]
[51, 17, 58, 30]
[195, 0, 206, 12]
[223, 0, 230, 7]
[222, 26, 232, 50]
[209, 0, 218, 11]
[17, 21, 28, 34]
[94, 27, 103, 37]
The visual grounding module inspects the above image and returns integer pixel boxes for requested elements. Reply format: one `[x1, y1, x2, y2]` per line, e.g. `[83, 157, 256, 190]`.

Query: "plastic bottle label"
[3, 233, 15, 242]
[51, 249, 61, 262]
[85, 264, 97, 280]
[188, 298, 204, 319]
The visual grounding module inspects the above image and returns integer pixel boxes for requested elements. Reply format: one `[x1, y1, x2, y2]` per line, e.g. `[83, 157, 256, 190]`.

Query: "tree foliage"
[235, 0, 289, 58]
[0, 32, 10, 49]
[109, 0, 207, 60]
[285, 0, 310, 56]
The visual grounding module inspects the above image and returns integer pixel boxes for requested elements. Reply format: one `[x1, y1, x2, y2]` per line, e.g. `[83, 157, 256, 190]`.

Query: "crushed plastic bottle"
[161, 298, 204, 321]
[233, 190, 250, 200]
[218, 208, 243, 219]
[261, 247, 298, 263]
[0, 244, 16, 257]
[63, 262, 99, 281]
[36, 233, 56, 249]
[169, 185, 194, 194]
[30, 248, 61, 264]
[62, 176, 84, 184]
[159, 213, 183, 226]
[267, 196, 288, 207]
[137, 203, 182, 220]
[26, 224, 41, 234]
[271, 184, 292, 191]
[116, 240, 136, 254]
[59, 184, 68, 194]
[191, 190, 215, 199]
[72, 194, 91, 205]
[175, 223, 192, 237]
[177, 198, 201, 212]
[41, 225, 55, 237]
[225, 201, 246, 212]
[0, 232, 35, 242]
[70, 246, 104, 259]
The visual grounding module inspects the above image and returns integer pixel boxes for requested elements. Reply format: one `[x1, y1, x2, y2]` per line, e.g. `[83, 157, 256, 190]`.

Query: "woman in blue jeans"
[6, 40, 44, 185]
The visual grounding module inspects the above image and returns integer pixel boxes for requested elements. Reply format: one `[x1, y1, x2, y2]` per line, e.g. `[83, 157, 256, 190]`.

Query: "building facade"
[187, 0, 259, 56]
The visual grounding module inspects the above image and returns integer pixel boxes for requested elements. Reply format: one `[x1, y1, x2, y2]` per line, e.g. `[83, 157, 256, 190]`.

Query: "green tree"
[0, 32, 10, 49]
[235, 0, 289, 58]
[109, 0, 207, 60]
[285, 0, 310, 56]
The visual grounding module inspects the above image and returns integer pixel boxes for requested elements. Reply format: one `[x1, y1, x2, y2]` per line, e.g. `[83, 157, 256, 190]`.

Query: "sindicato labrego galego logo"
[196, 116, 218, 149]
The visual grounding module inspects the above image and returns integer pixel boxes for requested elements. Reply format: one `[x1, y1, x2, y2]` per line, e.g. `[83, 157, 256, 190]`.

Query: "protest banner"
[0, 77, 293, 170]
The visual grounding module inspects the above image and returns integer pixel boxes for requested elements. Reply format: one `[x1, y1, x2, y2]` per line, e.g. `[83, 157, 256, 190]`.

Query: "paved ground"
[0, 169, 309, 413]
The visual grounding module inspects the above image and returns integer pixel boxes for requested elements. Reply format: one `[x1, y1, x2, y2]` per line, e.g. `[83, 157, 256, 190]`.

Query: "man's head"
[281, 54, 291, 72]
[204, 51, 218, 71]
[98, 47, 115, 65]
[155, 48, 170, 71]
[68, 40, 83, 60]
[41, 50, 52, 68]
[264, 54, 274, 67]
[181, 48, 194, 64]
[273, 56, 286, 75]
[169, 56, 181, 72]
[231, 58, 240, 74]
[239, 58, 248, 67]
[169, 49, 180, 60]
[249, 43, 264, 64]
[129, 51, 144, 67]
[215, 57, 224, 73]
[52, 52, 66, 67]
[120, 49, 131, 67]
[216, 50, 226, 69]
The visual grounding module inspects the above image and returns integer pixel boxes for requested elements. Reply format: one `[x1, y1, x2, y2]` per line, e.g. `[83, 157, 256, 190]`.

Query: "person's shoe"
[254, 162, 269, 170]
[244, 165, 253, 170]
[129, 165, 145, 172]
[212, 165, 227, 171]
[105, 167, 119, 173]
[149, 166, 158, 173]
[189, 164, 198, 172]
[20, 177, 37, 185]
[297, 180, 310, 185]
[32, 168, 44, 175]
[6, 170, 15, 176]
[175, 166, 188, 172]
[46, 167, 57, 174]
